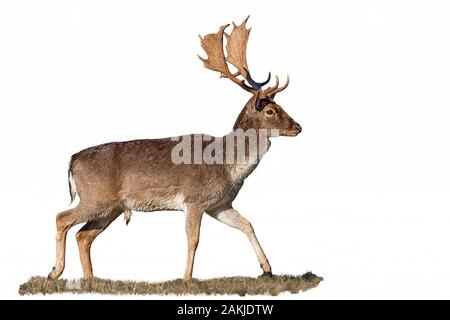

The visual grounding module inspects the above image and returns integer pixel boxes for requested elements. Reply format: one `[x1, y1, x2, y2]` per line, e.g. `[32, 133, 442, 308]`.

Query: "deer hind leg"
[48, 206, 89, 280]
[75, 208, 122, 278]
[207, 207, 272, 276]
[183, 205, 204, 281]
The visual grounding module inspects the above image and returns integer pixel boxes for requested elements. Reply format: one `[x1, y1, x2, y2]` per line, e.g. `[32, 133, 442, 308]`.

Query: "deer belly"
[124, 193, 185, 212]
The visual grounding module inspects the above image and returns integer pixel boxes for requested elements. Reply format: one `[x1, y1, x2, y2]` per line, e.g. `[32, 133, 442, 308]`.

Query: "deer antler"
[225, 16, 271, 90]
[198, 24, 255, 93]
[198, 17, 271, 93]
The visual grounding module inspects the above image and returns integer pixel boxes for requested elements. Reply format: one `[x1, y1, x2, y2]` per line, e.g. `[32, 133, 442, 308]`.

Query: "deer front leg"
[207, 207, 272, 276]
[183, 205, 204, 281]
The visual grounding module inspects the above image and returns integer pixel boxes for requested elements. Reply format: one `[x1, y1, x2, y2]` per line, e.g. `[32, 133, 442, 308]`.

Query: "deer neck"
[223, 128, 271, 183]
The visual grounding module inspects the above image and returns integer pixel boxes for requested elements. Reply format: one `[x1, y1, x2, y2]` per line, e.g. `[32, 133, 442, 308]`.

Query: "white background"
[1, 0, 449, 299]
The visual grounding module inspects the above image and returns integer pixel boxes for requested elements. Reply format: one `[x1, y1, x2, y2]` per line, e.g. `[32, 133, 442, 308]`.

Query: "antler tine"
[271, 75, 289, 96]
[262, 75, 279, 96]
[263, 75, 289, 97]
[198, 24, 255, 93]
[246, 69, 271, 90]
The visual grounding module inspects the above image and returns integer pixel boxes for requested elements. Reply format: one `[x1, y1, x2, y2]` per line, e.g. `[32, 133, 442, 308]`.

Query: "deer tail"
[68, 158, 77, 204]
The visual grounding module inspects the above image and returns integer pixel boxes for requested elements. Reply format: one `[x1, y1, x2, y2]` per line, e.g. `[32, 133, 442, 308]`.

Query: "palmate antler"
[198, 16, 288, 96]
[198, 24, 254, 93]
[225, 16, 271, 90]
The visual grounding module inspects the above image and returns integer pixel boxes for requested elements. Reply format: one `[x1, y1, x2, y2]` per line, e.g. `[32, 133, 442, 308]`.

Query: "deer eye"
[265, 109, 275, 116]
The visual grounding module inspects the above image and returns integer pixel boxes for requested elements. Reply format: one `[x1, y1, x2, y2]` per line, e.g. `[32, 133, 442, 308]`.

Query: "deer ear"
[257, 98, 272, 111]
[255, 91, 272, 111]
[248, 92, 270, 112]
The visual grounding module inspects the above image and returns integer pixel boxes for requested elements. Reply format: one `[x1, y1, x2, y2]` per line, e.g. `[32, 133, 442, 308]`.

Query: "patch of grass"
[19, 272, 322, 296]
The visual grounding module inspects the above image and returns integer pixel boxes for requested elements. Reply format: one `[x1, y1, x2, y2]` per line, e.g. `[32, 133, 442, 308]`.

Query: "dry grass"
[19, 272, 322, 296]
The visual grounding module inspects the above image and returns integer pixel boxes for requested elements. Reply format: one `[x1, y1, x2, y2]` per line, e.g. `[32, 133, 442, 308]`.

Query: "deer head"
[198, 16, 302, 137]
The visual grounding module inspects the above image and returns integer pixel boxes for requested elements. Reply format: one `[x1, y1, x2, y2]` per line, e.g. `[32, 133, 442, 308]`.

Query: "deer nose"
[294, 122, 302, 133]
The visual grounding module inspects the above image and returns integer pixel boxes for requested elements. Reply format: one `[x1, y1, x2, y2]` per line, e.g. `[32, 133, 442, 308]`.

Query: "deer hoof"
[259, 271, 273, 278]
[47, 267, 61, 280]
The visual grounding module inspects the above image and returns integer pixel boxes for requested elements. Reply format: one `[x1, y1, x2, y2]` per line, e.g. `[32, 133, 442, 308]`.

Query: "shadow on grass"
[19, 272, 323, 296]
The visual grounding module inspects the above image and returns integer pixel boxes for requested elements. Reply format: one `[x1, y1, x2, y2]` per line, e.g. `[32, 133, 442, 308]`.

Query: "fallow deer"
[48, 17, 301, 281]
